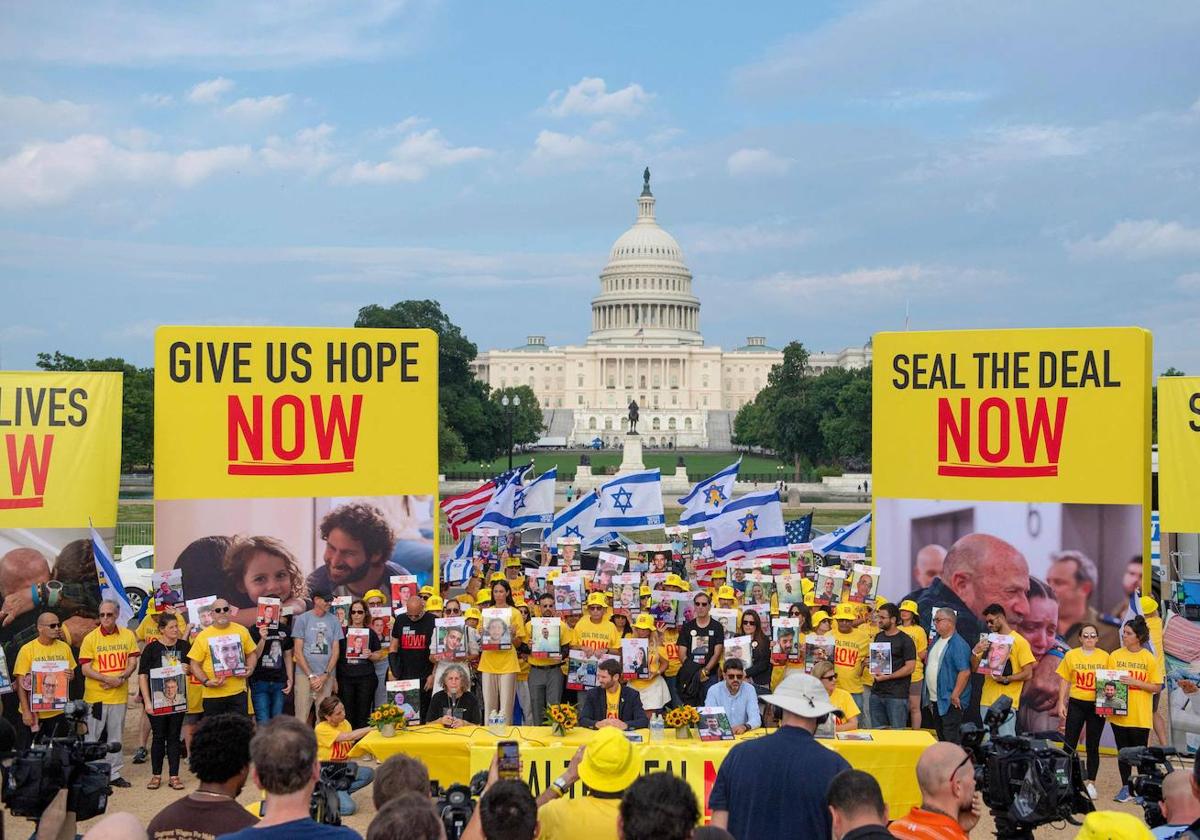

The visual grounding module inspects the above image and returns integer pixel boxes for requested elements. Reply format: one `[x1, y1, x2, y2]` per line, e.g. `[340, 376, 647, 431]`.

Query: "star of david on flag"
[610, 487, 635, 513]
[542, 489, 616, 548]
[594, 469, 665, 532]
[507, 467, 556, 530]
[705, 489, 787, 563]
[677, 458, 740, 527]
[738, 512, 759, 538]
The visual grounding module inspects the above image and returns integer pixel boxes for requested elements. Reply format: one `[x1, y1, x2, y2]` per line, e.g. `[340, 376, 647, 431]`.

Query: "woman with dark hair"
[1107, 616, 1163, 803]
[1055, 621, 1107, 800]
[611, 612, 631, 638]
[137, 612, 190, 790]
[336, 599, 386, 728]
[738, 611, 771, 691]
[477, 579, 528, 724]
[787, 602, 812, 633]
[314, 695, 376, 816]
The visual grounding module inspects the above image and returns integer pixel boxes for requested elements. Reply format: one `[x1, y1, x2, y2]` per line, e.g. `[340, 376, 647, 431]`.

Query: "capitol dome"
[587, 169, 703, 346]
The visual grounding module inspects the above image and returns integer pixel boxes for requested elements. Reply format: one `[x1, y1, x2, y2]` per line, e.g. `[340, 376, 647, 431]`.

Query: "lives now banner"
[1157, 375, 1200, 534]
[0, 371, 122, 527]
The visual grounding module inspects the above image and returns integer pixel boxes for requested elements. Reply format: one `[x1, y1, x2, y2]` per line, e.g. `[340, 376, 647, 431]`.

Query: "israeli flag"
[542, 490, 614, 548]
[812, 512, 872, 555]
[705, 490, 787, 561]
[90, 522, 135, 626]
[594, 469, 665, 532]
[443, 533, 475, 586]
[477, 466, 531, 529]
[677, 458, 740, 527]
[509, 468, 557, 530]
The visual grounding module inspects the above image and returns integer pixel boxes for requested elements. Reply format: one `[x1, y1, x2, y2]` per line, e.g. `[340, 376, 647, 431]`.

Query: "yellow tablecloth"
[351, 725, 933, 818]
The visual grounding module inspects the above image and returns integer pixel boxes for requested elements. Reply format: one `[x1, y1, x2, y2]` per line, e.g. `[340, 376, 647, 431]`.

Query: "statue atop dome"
[641, 166, 651, 197]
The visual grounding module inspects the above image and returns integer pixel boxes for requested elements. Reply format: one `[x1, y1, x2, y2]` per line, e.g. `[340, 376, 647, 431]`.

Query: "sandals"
[147, 776, 161, 790]
[169, 777, 185, 790]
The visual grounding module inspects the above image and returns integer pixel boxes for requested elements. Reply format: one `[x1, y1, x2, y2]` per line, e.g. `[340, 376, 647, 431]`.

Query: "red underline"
[227, 461, 355, 476]
[0, 496, 45, 509]
[937, 464, 1058, 478]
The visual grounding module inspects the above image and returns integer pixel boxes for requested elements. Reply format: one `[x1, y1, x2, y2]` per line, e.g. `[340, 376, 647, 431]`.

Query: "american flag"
[440, 478, 498, 540]
[784, 512, 813, 545]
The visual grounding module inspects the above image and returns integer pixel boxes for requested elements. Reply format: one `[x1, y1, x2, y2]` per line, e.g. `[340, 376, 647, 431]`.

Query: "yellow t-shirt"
[855, 624, 876, 688]
[831, 628, 868, 694]
[630, 645, 667, 691]
[79, 627, 140, 705]
[830, 686, 860, 724]
[1106, 647, 1163, 730]
[980, 631, 1036, 710]
[315, 719, 354, 762]
[537, 790, 621, 840]
[136, 613, 188, 645]
[604, 686, 621, 719]
[13, 638, 77, 719]
[529, 620, 572, 667]
[900, 624, 929, 682]
[662, 627, 683, 677]
[1056, 647, 1109, 702]
[572, 618, 621, 656]
[478, 607, 528, 675]
[189, 623, 255, 698]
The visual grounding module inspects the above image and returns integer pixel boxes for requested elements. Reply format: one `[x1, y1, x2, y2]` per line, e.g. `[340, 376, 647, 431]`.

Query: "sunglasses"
[726, 673, 745, 680]
[819, 674, 837, 682]
[444, 608, 462, 615]
[99, 612, 117, 617]
[950, 753, 971, 783]
[1081, 633, 1098, 639]
[695, 601, 711, 607]
[350, 609, 366, 615]
[43, 622, 61, 629]
[212, 607, 231, 614]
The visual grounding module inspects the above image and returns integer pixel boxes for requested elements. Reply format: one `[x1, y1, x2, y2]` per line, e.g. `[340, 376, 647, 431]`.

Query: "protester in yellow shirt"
[812, 662, 859, 730]
[188, 598, 257, 716]
[574, 593, 622, 655]
[830, 604, 868, 707]
[1107, 616, 1163, 803]
[628, 614, 670, 714]
[79, 600, 140, 786]
[1055, 621, 1109, 799]
[313, 696, 376, 817]
[536, 728, 640, 840]
[898, 599, 929, 729]
[477, 579, 528, 725]
[971, 604, 1035, 738]
[13, 612, 77, 742]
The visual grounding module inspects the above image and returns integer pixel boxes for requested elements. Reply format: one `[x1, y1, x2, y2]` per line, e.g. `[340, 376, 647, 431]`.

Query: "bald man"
[1152, 771, 1200, 839]
[914, 545, 946, 590]
[0, 547, 51, 625]
[889, 742, 982, 840]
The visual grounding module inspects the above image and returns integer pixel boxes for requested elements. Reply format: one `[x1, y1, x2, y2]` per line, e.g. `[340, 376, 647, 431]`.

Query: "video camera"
[1, 701, 120, 822]
[311, 761, 362, 826]
[431, 771, 488, 840]
[960, 696, 1094, 840]
[1119, 744, 1179, 828]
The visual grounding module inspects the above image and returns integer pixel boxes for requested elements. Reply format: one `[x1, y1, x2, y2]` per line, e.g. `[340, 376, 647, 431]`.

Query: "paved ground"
[2, 715, 1155, 838]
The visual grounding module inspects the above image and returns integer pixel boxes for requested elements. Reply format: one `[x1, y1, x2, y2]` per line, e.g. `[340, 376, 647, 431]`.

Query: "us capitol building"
[471, 170, 871, 449]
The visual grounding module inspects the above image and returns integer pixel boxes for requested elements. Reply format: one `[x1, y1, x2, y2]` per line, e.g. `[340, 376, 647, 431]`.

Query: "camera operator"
[219, 716, 362, 840]
[890, 742, 983, 840]
[12, 612, 77, 747]
[460, 754, 540, 840]
[1150, 770, 1200, 840]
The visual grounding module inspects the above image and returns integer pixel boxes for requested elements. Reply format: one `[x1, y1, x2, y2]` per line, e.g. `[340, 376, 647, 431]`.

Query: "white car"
[114, 545, 155, 615]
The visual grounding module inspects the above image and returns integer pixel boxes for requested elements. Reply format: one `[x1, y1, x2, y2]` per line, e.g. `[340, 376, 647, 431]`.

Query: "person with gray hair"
[79, 597, 140, 787]
[924, 608, 973, 743]
[1046, 549, 1121, 650]
[427, 662, 482, 725]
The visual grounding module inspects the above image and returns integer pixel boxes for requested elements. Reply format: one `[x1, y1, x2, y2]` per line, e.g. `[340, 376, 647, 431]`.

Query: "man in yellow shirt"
[830, 603, 868, 712]
[13, 612, 78, 746]
[573, 593, 621, 656]
[189, 598, 257, 716]
[79, 599, 140, 787]
[536, 727, 641, 840]
[971, 603, 1035, 737]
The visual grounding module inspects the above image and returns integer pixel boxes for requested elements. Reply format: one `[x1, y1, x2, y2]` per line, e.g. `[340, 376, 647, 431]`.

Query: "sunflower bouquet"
[665, 705, 699, 738]
[545, 703, 578, 736]
[369, 703, 409, 736]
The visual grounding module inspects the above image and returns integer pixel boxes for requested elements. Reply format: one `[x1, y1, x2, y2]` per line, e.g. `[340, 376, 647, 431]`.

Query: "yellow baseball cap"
[899, 599, 919, 615]
[1139, 596, 1159, 614]
[639, 584, 652, 596]
[578, 727, 640, 793]
[716, 585, 737, 601]
[464, 608, 482, 621]
[633, 614, 656, 631]
[1074, 810, 1154, 840]
[664, 573, 687, 591]
[364, 589, 388, 605]
[833, 603, 858, 621]
[425, 595, 444, 612]
[811, 610, 831, 626]
[586, 592, 608, 608]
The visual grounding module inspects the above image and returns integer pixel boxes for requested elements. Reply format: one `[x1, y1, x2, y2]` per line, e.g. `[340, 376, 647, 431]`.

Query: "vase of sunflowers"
[665, 705, 699, 739]
[370, 703, 408, 738]
[545, 703, 578, 737]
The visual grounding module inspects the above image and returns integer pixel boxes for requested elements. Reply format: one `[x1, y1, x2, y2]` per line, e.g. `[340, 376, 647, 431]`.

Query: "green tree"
[490, 386, 545, 453]
[35, 351, 153, 470]
[1152, 367, 1187, 444]
[355, 300, 505, 463]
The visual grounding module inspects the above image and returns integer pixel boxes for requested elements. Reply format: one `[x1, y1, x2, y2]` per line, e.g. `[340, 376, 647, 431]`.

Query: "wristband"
[31, 584, 40, 608]
[44, 581, 62, 607]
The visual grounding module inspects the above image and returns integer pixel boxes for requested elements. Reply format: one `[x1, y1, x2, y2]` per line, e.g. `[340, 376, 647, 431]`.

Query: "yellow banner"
[154, 327, 438, 499]
[0, 372, 123, 527]
[872, 327, 1151, 504]
[1157, 376, 1200, 533]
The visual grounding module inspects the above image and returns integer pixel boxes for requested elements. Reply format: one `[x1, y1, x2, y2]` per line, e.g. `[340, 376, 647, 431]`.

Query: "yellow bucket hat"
[586, 592, 608, 608]
[424, 595, 444, 612]
[811, 610, 831, 626]
[899, 599, 919, 615]
[364, 589, 388, 605]
[639, 584, 652, 596]
[716, 585, 738, 601]
[664, 573, 687, 591]
[833, 603, 858, 621]
[464, 607, 482, 621]
[419, 585, 435, 597]
[633, 613, 656, 631]
[1074, 810, 1154, 840]
[578, 727, 640, 793]
[1139, 595, 1159, 614]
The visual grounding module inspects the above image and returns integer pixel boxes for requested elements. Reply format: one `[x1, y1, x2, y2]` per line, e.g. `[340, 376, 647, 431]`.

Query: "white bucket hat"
[761, 671, 843, 719]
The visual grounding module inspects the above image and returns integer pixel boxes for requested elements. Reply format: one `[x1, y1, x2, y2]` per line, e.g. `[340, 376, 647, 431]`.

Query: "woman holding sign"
[336, 600, 386, 729]
[1054, 622, 1108, 800]
[1106, 616, 1163, 803]
[138, 613, 190, 790]
[477, 579, 528, 725]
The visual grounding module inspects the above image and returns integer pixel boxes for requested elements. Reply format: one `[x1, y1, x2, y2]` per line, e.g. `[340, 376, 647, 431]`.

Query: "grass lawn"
[446, 450, 800, 481]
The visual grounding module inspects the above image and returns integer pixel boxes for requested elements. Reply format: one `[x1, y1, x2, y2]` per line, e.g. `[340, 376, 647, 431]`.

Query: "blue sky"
[2, 1, 1199, 371]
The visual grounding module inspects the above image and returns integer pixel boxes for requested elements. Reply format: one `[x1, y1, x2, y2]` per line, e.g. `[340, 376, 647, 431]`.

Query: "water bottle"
[488, 710, 506, 736]
[649, 713, 665, 741]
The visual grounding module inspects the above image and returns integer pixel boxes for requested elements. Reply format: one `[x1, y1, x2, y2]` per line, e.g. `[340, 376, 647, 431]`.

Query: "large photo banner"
[872, 327, 1152, 732]
[154, 327, 439, 630]
[0, 371, 123, 714]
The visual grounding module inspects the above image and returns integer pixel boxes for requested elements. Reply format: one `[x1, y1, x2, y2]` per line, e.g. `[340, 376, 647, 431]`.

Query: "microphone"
[105, 741, 123, 754]
[1117, 746, 1147, 764]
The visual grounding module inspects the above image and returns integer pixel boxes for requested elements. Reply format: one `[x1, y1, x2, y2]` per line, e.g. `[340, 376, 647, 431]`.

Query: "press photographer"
[1150, 769, 1200, 839]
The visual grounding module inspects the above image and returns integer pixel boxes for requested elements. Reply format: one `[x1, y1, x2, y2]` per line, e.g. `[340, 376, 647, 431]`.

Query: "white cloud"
[1069, 219, 1200, 260]
[545, 77, 652, 119]
[727, 148, 793, 177]
[341, 129, 491, 184]
[222, 93, 291, 119]
[755, 264, 1006, 297]
[0, 134, 251, 207]
[368, 116, 427, 139]
[260, 124, 337, 173]
[138, 92, 174, 107]
[187, 77, 235, 104]
[0, 91, 92, 138]
[882, 88, 989, 108]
